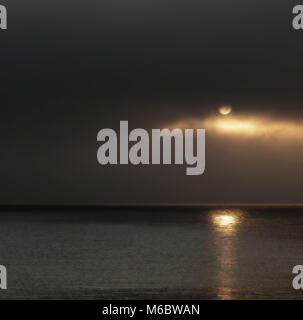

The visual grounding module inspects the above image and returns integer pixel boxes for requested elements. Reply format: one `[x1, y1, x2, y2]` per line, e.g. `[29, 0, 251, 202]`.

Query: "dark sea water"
[0, 206, 303, 300]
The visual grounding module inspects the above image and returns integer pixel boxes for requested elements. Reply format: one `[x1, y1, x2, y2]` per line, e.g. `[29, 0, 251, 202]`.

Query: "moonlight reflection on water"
[209, 209, 246, 299]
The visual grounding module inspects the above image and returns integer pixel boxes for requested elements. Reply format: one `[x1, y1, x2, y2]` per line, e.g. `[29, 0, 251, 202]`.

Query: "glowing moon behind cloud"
[219, 106, 232, 115]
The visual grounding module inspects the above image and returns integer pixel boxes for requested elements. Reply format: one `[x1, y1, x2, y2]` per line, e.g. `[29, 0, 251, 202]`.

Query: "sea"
[0, 206, 303, 300]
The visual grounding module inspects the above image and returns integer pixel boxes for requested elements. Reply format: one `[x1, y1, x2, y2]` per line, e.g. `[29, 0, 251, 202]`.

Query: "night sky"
[1, 0, 303, 205]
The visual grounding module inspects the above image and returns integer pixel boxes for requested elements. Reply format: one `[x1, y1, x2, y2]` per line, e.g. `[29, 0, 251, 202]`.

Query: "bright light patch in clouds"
[170, 115, 303, 141]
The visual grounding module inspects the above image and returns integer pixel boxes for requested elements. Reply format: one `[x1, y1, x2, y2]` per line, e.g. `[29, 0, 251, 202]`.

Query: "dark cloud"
[1, 0, 303, 204]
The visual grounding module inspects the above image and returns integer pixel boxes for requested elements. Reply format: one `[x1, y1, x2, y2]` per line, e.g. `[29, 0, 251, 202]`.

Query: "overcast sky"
[1, 0, 303, 205]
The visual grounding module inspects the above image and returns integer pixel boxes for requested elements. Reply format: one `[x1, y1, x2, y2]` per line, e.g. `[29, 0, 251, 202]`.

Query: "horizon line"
[1, 203, 303, 209]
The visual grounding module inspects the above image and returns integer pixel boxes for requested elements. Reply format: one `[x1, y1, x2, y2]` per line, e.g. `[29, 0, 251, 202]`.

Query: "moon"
[219, 106, 232, 115]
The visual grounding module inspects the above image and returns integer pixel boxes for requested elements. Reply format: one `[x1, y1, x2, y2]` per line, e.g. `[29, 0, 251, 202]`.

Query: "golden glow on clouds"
[218, 106, 232, 115]
[211, 118, 257, 135]
[170, 114, 303, 141]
